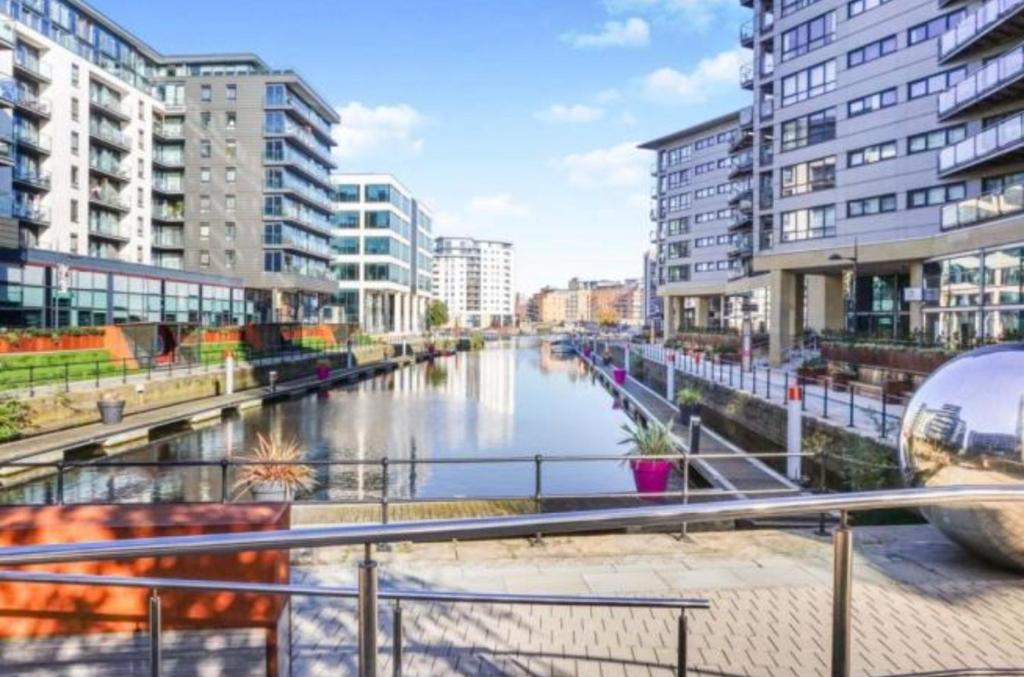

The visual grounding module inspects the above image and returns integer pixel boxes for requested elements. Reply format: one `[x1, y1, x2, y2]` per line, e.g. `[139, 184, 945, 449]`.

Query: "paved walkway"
[291, 525, 1024, 676]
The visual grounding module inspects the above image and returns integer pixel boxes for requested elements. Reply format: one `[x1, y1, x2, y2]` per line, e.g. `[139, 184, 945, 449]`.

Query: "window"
[907, 125, 967, 154]
[200, 112, 211, 129]
[137, 217, 143, 237]
[225, 139, 236, 160]
[908, 183, 966, 208]
[225, 221, 236, 241]
[847, 35, 896, 68]
[225, 250, 235, 269]
[200, 85, 211, 102]
[781, 156, 836, 196]
[199, 251, 210, 267]
[848, 141, 897, 167]
[226, 84, 237, 101]
[847, 194, 896, 217]
[199, 195, 210, 214]
[225, 167, 236, 183]
[71, 97, 79, 121]
[70, 166, 79, 188]
[199, 140, 211, 158]
[136, 187, 143, 208]
[70, 233, 79, 254]
[225, 194, 236, 211]
[908, 67, 967, 100]
[781, 205, 836, 241]
[71, 63, 79, 86]
[225, 112, 236, 129]
[848, 0, 891, 17]
[781, 60, 836, 106]
[137, 129, 144, 149]
[908, 10, 965, 46]
[782, 0, 825, 18]
[781, 12, 836, 61]
[71, 131, 79, 155]
[847, 88, 897, 117]
[781, 108, 836, 151]
[333, 211, 359, 228]
[200, 167, 211, 182]
[138, 100, 145, 120]
[137, 158, 144, 179]
[199, 222, 210, 239]
[70, 199, 78, 223]
[982, 171, 1024, 193]
[334, 184, 359, 202]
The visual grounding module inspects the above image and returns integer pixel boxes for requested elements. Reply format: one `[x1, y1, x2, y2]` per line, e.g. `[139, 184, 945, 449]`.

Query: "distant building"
[432, 237, 514, 328]
[532, 278, 642, 327]
[642, 249, 663, 331]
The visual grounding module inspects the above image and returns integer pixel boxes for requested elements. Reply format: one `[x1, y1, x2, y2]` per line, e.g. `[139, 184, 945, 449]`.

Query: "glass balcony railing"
[153, 176, 184, 193]
[938, 43, 1024, 117]
[939, 0, 1024, 61]
[88, 216, 129, 240]
[89, 187, 129, 211]
[89, 157, 129, 180]
[740, 62, 755, 89]
[89, 92, 129, 120]
[154, 122, 184, 140]
[760, 99, 774, 120]
[153, 203, 185, 221]
[264, 121, 333, 163]
[89, 121, 131, 150]
[940, 110, 1024, 174]
[263, 147, 331, 185]
[14, 51, 51, 80]
[8, 85, 51, 117]
[264, 200, 333, 233]
[941, 181, 1024, 231]
[151, 231, 185, 248]
[13, 167, 51, 189]
[739, 106, 754, 128]
[740, 19, 754, 46]
[264, 91, 333, 137]
[263, 230, 332, 258]
[265, 171, 334, 210]
[13, 200, 50, 224]
[153, 151, 184, 167]
[13, 127, 51, 152]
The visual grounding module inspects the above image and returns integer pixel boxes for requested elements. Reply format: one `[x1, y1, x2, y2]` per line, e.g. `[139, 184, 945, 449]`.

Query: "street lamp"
[829, 239, 859, 336]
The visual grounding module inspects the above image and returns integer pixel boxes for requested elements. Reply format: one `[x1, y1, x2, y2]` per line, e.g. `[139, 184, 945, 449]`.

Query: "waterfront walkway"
[292, 525, 1024, 675]
[587, 355, 801, 500]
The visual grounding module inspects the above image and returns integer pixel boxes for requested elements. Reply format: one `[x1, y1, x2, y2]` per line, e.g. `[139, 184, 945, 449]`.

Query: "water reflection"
[5, 339, 643, 504]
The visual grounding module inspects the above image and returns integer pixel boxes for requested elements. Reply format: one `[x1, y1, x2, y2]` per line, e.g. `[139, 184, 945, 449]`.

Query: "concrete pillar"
[769, 269, 803, 366]
[805, 274, 845, 333]
[909, 261, 924, 334]
[694, 297, 710, 328]
[664, 295, 676, 339]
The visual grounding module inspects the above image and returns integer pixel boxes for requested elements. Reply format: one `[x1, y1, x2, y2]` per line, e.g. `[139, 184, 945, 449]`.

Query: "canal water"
[5, 338, 651, 504]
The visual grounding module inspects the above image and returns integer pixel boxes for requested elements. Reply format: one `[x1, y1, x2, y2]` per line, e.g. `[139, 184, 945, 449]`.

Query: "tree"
[596, 307, 620, 327]
[426, 301, 450, 331]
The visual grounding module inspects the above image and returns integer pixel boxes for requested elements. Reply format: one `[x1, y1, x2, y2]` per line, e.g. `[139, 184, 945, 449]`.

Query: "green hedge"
[0, 350, 111, 370]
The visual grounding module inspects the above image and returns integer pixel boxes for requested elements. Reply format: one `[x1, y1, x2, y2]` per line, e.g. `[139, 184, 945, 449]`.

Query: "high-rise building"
[646, 0, 1024, 362]
[327, 173, 433, 335]
[0, 1, 339, 327]
[432, 237, 514, 329]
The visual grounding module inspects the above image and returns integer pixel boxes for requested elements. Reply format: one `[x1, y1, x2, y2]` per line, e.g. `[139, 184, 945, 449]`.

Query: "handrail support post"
[831, 510, 853, 677]
[149, 588, 161, 677]
[359, 544, 379, 677]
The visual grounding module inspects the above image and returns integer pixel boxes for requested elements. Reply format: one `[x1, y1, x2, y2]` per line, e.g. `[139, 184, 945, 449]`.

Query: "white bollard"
[666, 350, 675, 400]
[787, 384, 802, 481]
[225, 353, 235, 395]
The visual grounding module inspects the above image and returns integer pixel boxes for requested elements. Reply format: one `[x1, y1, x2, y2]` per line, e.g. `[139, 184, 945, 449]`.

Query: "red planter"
[613, 367, 626, 385]
[630, 459, 673, 495]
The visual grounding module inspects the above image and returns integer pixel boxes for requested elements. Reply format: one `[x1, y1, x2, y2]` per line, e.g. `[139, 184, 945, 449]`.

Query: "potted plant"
[233, 433, 315, 502]
[315, 359, 331, 380]
[613, 364, 627, 385]
[97, 391, 126, 425]
[675, 387, 701, 425]
[620, 421, 676, 495]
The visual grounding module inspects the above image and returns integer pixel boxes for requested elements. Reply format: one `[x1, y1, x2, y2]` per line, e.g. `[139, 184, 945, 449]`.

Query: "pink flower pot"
[630, 459, 673, 495]
[583, 347, 592, 358]
[613, 367, 626, 385]
[316, 365, 330, 380]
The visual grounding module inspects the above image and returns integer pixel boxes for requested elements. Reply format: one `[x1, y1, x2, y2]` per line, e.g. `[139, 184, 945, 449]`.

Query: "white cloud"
[561, 17, 650, 48]
[557, 142, 647, 188]
[619, 111, 639, 126]
[466, 194, 530, 217]
[637, 48, 744, 104]
[604, 0, 738, 31]
[332, 102, 426, 159]
[534, 103, 605, 124]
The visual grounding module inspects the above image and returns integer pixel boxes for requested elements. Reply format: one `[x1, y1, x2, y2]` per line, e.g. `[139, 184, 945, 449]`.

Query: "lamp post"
[829, 239, 859, 336]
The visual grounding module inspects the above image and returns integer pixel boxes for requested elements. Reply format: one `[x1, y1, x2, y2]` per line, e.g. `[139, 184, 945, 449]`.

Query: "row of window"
[658, 130, 734, 169]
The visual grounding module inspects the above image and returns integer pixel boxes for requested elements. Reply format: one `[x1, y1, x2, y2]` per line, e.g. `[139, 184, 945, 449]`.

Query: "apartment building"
[0, 0, 338, 328]
[533, 278, 643, 326]
[642, 248, 663, 330]
[432, 237, 514, 328]
[647, 0, 1024, 361]
[328, 173, 433, 335]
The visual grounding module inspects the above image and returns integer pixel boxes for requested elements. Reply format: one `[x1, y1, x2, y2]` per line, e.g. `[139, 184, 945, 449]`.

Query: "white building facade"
[433, 236, 514, 329]
[329, 173, 433, 335]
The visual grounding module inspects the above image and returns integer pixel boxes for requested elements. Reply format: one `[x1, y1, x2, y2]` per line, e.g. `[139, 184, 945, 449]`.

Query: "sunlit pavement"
[291, 525, 1024, 675]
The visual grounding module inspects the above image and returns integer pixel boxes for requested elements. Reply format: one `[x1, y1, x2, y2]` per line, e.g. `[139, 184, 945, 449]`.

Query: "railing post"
[848, 388, 855, 428]
[751, 366, 757, 396]
[56, 461, 64, 506]
[677, 610, 688, 677]
[64, 363, 70, 393]
[679, 453, 690, 540]
[739, 364, 744, 390]
[823, 380, 830, 419]
[392, 599, 403, 677]
[801, 382, 807, 412]
[766, 368, 771, 401]
[381, 457, 390, 524]
[220, 459, 229, 503]
[28, 365, 33, 397]
[149, 588, 162, 677]
[818, 450, 829, 536]
[728, 363, 734, 388]
[831, 511, 853, 677]
[533, 454, 544, 544]
[688, 417, 701, 455]
[358, 544, 379, 677]
[880, 395, 888, 440]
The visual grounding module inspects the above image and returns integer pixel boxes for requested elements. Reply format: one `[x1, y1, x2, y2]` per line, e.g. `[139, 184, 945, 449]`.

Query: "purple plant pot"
[630, 459, 673, 495]
[316, 366, 330, 380]
[613, 367, 626, 385]
[583, 347, 593, 358]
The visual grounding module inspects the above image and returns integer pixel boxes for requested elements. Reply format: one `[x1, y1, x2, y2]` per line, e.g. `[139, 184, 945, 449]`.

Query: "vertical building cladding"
[432, 237, 514, 329]
[645, 0, 1024, 361]
[328, 173, 433, 335]
[0, 0, 340, 327]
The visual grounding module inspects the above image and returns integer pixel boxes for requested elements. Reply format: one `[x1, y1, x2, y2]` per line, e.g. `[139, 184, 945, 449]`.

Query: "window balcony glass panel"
[939, 109, 1024, 174]
[939, 0, 1024, 61]
[938, 43, 1024, 117]
[941, 180, 1024, 230]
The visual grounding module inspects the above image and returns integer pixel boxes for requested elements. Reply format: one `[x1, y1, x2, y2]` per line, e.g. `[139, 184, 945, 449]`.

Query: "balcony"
[13, 200, 49, 226]
[151, 230, 185, 249]
[0, 19, 14, 48]
[152, 177, 184, 195]
[730, 210, 754, 231]
[89, 93, 130, 122]
[264, 91, 333, 139]
[89, 187, 130, 213]
[13, 51, 51, 83]
[264, 121, 336, 167]
[729, 129, 754, 153]
[88, 218, 130, 242]
[89, 122, 131, 152]
[13, 167, 50, 191]
[740, 19, 755, 48]
[938, 43, 1024, 120]
[649, 161, 659, 176]
[13, 127, 50, 155]
[759, 98, 774, 121]
[0, 138, 12, 166]
[263, 147, 332, 189]
[728, 236, 754, 258]
[740, 62, 755, 90]
[153, 123, 184, 141]
[88, 157, 130, 182]
[740, 0, 753, 7]
[939, 110, 1024, 177]
[263, 231, 332, 259]
[939, 0, 1024, 64]
[152, 204, 185, 222]
[728, 187, 753, 206]
[152, 151, 185, 168]
[941, 180, 1023, 231]
[729, 152, 754, 178]
[265, 172, 334, 212]
[10, 87, 51, 118]
[759, 144, 774, 167]
[738, 106, 754, 129]
[264, 202, 333, 235]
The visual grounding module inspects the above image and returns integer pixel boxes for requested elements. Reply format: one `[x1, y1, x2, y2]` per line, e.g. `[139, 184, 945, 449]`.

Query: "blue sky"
[95, 0, 749, 294]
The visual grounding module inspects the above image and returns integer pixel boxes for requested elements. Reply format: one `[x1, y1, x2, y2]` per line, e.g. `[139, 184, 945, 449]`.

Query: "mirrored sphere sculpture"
[899, 343, 1024, 570]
